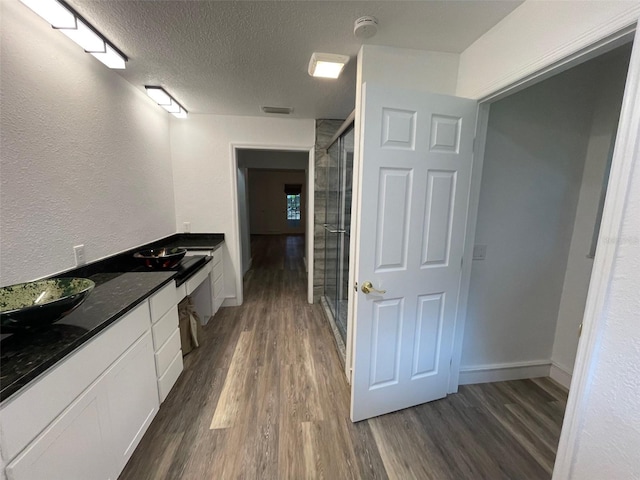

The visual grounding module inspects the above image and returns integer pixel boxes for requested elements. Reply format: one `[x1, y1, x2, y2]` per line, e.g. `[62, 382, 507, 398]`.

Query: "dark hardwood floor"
[119, 234, 568, 480]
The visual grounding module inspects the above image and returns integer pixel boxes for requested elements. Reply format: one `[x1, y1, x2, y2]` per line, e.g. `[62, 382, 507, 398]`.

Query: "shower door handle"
[323, 224, 346, 234]
[361, 281, 386, 295]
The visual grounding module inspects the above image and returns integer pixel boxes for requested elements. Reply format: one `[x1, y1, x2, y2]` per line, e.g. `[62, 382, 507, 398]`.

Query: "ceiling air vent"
[261, 106, 293, 115]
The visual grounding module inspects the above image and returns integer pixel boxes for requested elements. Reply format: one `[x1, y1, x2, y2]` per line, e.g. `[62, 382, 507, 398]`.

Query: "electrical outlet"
[74, 245, 86, 266]
[473, 244, 487, 260]
[183, 221, 191, 233]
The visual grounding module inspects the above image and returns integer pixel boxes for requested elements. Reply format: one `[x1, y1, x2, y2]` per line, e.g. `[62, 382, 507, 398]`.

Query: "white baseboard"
[550, 362, 573, 389]
[459, 360, 551, 385]
[222, 296, 240, 307]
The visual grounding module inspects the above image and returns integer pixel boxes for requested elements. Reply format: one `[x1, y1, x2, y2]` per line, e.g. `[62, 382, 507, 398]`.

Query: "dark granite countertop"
[0, 233, 224, 403]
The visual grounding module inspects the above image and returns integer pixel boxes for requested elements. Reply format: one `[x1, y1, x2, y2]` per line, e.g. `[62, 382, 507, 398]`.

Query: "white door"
[350, 83, 476, 421]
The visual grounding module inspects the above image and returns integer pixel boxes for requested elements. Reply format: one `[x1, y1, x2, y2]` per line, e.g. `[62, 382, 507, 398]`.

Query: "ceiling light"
[60, 19, 104, 53]
[90, 44, 126, 70]
[308, 53, 349, 79]
[19, 0, 127, 69]
[19, 0, 75, 28]
[145, 86, 188, 119]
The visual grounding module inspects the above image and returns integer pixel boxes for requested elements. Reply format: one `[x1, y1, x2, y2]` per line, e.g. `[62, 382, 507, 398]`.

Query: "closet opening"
[462, 42, 632, 394]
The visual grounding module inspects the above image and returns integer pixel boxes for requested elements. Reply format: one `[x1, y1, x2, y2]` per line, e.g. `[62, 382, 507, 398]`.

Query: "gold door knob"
[361, 281, 386, 295]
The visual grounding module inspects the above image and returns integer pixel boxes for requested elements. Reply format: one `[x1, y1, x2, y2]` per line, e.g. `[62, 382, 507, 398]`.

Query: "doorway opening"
[461, 42, 633, 390]
[234, 148, 313, 303]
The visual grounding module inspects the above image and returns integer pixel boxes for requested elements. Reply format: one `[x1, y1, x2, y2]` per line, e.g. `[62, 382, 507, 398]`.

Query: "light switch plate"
[183, 222, 191, 233]
[473, 244, 487, 260]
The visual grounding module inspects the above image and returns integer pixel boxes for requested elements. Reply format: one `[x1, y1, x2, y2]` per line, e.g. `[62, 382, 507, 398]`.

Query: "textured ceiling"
[65, 1, 522, 119]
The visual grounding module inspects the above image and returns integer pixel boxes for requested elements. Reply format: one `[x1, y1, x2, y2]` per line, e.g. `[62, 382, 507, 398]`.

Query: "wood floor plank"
[209, 330, 255, 429]
[119, 234, 568, 480]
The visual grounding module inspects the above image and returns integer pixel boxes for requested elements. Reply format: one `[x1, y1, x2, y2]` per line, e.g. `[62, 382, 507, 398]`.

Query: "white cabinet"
[149, 283, 183, 403]
[3, 302, 160, 480]
[183, 245, 225, 320]
[104, 331, 158, 472]
[6, 377, 115, 480]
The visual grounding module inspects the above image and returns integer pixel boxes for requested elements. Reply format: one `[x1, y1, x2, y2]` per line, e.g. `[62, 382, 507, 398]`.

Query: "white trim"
[550, 362, 573, 390]
[460, 6, 640, 100]
[458, 360, 551, 385]
[480, 26, 636, 105]
[553, 26, 640, 480]
[307, 149, 315, 304]
[230, 144, 315, 306]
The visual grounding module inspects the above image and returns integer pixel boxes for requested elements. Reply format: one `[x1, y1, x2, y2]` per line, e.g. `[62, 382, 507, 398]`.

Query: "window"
[284, 184, 302, 222]
[287, 194, 301, 220]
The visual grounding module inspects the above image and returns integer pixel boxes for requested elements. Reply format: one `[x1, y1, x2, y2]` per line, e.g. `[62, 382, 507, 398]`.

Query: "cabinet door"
[6, 380, 115, 480]
[105, 331, 159, 472]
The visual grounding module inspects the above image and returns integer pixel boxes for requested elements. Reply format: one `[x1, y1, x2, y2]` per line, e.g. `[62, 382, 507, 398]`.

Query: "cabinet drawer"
[0, 301, 150, 462]
[212, 260, 223, 282]
[151, 305, 179, 351]
[154, 328, 181, 378]
[184, 250, 212, 257]
[149, 282, 177, 323]
[185, 262, 212, 295]
[158, 351, 183, 403]
[211, 248, 222, 266]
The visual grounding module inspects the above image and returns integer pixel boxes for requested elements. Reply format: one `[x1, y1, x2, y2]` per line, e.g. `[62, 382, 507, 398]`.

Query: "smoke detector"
[354, 16, 378, 39]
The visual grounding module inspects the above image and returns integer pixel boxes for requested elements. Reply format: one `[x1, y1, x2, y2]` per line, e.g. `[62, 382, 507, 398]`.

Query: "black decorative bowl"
[0, 278, 95, 332]
[134, 248, 187, 269]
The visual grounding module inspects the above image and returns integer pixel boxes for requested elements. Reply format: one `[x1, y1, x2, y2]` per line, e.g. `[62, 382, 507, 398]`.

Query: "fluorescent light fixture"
[145, 87, 172, 105]
[308, 52, 349, 79]
[91, 44, 126, 69]
[19, 0, 75, 28]
[19, 0, 127, 69]
[145, 86, 188, 119]
[60, 19, 104, 52]
[172, 108, 188, 119]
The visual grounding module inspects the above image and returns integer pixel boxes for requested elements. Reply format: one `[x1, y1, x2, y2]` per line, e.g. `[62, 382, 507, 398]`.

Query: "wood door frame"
[230, 144, 315, 305]
[453, 24, 640, 479]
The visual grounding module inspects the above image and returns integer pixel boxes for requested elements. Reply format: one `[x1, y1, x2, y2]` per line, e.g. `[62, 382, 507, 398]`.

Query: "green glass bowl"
[0, 278, 95, 332]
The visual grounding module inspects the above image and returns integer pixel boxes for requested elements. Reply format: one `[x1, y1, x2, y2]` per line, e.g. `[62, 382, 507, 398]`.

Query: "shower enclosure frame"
[321, 113, 355, 365]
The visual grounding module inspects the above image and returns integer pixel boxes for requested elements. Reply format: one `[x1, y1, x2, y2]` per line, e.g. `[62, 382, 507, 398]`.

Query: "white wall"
[461, 63, 599, 372]
[169, 115, 315, 304]
[0, 0, 176, 286]
[248, 170, 306, 235]
[359, 45, 459, 95]
[457, 1, 640, 99]
[238, 150, 308, 170]
[551, 49, 629, 386]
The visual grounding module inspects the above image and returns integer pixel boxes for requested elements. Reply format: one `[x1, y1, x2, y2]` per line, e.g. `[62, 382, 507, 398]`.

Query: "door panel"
[351, 83, 476, 422]
[370, 298, 404, 388]
[422, 171, 457, 267]
[375, 168, 412, 271]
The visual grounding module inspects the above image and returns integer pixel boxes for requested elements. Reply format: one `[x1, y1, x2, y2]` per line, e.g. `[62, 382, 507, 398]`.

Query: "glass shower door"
[323, 125, 354, 345]
[324, 141, 341, 323]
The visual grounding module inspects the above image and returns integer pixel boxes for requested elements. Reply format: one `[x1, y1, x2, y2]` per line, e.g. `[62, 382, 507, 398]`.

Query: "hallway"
[119, 235, 567, 479]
